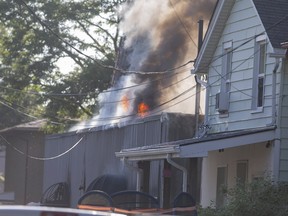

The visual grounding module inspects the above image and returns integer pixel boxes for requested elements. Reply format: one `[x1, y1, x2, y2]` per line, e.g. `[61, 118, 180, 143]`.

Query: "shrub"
[198, 178, 288, 216]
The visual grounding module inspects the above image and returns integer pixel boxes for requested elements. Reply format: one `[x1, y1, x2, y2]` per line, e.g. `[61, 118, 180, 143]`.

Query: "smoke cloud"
[71, 0, 216, 131]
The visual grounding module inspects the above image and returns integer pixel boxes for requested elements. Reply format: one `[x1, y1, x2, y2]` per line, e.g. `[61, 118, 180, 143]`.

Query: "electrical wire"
[207, 12, 288, 101]
[0, 99, 38, 120]
[102, 73, 194, 105]
[0, 134, 84, 161]
[4, 1, 287, 127]
[0, 33, 282, 127]
[169, 0, 198, 48]
[70, 84, 198, 125]
[0, 63, 193, 108]
[18, 0, 196, 75]
[0, 60, 191, 97]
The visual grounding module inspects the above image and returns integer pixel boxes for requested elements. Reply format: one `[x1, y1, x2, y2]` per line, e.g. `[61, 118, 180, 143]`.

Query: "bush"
[198, 178, 288, 216]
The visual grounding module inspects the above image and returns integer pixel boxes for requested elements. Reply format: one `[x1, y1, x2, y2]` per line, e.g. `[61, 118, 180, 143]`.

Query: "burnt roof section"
[253, 0, 288, 48]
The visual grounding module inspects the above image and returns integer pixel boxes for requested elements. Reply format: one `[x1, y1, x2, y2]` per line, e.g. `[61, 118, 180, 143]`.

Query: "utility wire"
[5, 1, 288, 127]
[102, 73, 193, 105]
[169, 0, 198, 48]
[199, 13, 288, 73]
[0, 62, 191, 97]
[0, 134, 84, 161]
[0, 64, 192, 105]
[18, 0, 195, 75]
[207, 12, 288, 101]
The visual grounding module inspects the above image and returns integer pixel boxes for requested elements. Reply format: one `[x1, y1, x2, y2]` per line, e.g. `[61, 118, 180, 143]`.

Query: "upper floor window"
[216, 41, 232, 114]
[252, 35, 266, 110]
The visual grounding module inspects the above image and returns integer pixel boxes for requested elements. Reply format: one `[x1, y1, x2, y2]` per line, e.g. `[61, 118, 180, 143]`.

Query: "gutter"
[115, 146, 180, 161]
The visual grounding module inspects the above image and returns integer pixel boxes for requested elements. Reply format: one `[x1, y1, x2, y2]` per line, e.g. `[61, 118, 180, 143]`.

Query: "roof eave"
[193, 0, 236, 75]
[281, 42, 288, 49]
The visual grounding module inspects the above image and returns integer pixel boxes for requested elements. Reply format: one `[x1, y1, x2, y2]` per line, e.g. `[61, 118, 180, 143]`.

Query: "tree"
[0, 0, 125, 132]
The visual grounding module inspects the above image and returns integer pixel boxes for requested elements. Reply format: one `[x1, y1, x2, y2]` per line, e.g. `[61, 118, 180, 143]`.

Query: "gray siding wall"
[4, 131, 44, 204]
[43, 113, 196, 207]
[207, 0, 279, 133]
[279, 60, 288, 181]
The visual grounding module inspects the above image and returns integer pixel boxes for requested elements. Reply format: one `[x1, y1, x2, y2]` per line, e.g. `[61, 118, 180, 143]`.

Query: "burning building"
[43, 0, 215, 208]
[70, 0, 215, 130]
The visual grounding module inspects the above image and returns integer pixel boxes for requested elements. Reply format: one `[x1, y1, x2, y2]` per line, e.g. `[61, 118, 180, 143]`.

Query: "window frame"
[216, 165, 228, 207]
[252, 36, 266, 111]
[216, 41, 233, 114]
[236, 160, 248, 186]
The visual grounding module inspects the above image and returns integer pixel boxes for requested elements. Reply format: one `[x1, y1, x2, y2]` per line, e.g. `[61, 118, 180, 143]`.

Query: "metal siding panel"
[149, 160, 161, 198]
[43, 113, 196, 206]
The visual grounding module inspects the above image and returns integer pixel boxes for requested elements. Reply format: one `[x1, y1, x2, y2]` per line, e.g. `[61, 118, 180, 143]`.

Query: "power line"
[0, 35, 280, 127]
[200, 13, 288, 73]
[0, 96, 76, 126]
[0, 98, 38, 120]
[18, 0, 196, 75]
[71, 84, 198, 125]
[7, 1, 288, 129]
[169, 0, 198, 48]
[0, 134, 84, 161]
[0, 64, 192, 104]
[207, 12, 288, 101]
[102, 73, 193, 105]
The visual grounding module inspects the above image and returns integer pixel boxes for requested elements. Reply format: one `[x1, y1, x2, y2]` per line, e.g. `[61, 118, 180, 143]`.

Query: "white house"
[116, 0, 288, 209]
[180, 0, 288, 207]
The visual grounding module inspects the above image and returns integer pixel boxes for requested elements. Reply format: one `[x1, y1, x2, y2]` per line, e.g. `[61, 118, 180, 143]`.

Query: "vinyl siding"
[207, 0, 278, 133]
[279, 60, 288, 181]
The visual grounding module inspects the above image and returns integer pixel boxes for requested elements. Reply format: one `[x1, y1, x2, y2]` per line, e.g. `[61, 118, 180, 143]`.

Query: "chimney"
[197, 19, 204, 54]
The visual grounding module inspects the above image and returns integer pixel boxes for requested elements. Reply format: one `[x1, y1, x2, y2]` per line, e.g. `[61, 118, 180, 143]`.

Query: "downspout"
[267, 52, 284, 182]
[194, 19, 204, 138]
[273, 55, 286, 182]
[166, 154, 187, 192]
[122, 157, 143, 191]
[267, 58, 280, 126]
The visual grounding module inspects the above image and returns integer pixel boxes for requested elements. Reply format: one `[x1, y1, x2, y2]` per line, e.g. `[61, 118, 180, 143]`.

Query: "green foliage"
[0, 0, 126, 132]
[198, 178, 288, 216]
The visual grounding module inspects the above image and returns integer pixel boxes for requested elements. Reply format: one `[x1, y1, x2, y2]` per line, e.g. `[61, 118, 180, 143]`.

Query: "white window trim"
[236, 160, 249, 184]
[217, 41, 233, 115]
[252, 37, 266, 111]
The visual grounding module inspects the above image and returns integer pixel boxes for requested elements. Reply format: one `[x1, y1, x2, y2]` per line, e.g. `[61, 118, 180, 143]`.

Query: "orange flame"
[138, 102, 149, 117]
[121, 95, 130, 112]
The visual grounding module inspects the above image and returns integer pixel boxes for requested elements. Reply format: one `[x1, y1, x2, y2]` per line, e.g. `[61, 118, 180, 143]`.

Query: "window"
[252, 36, 266, 110]
[236, 160, 248, 186]
[216, 166, 228, 207]
[216, 41, 232, 113]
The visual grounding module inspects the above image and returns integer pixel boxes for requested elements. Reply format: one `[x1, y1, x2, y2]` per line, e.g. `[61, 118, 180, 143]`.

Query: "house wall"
[4, 131, 44, 204]
[200, 141, 273, 207]
[279, 59, 288, 181]
[206, 0, 280, 133]
[0, 149, 5, 193]
[43, 113, 196, 207]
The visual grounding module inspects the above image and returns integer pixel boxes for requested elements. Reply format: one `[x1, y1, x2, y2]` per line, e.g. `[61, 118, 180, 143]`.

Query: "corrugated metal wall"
[43, 112, 196, 207]
[3, 131, 44, 205]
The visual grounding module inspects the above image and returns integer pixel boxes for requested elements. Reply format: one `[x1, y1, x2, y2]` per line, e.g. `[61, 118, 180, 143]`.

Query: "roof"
[0, 119, 46, 133]
[253, 0, 288, 49]
[193, 0, 288, 74]
[115, 126, 276, 161]
[193, 0, 236, 74]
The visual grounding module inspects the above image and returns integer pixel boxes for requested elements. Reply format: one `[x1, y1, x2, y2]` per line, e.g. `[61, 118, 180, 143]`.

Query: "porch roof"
[115, 126, 276, 161]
